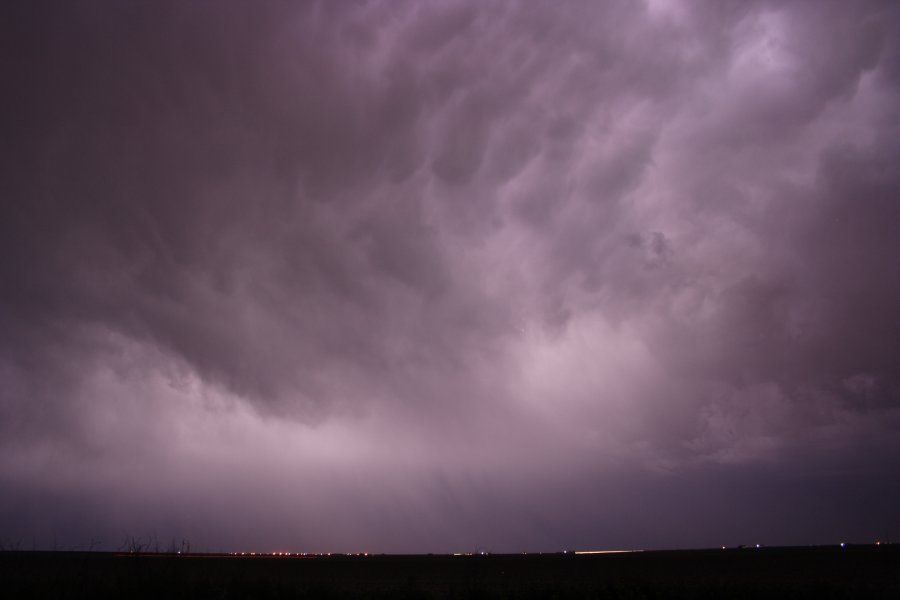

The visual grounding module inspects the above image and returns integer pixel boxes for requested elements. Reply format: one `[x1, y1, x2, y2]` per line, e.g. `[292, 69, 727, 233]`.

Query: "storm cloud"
[1, 0, 899, 552]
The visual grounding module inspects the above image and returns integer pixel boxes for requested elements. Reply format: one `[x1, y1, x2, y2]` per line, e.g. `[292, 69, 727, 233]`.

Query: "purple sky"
[2, 0, 899, 553]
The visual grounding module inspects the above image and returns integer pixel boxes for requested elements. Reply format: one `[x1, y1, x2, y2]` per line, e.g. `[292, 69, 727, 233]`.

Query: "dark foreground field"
[1, 545, 897, 599]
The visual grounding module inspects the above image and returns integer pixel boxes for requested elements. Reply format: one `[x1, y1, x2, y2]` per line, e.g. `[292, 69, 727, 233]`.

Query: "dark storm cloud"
[1, 0, 899, 551]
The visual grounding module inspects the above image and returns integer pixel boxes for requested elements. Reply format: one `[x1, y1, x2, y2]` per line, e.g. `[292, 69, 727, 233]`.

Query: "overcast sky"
[2, 0, 899, 553]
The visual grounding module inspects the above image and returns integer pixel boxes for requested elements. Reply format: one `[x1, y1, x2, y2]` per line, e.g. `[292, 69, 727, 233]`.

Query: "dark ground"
[1, 544, 897, 599]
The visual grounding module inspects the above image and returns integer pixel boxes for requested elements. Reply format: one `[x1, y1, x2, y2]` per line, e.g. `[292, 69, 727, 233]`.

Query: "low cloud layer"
[2, 0, 899, 552]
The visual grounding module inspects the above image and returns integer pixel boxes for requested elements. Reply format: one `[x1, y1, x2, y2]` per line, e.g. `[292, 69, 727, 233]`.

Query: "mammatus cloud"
[1, 0, 899, 551]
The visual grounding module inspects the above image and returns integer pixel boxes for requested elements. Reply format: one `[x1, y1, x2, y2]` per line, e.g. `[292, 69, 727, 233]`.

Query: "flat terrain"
[1, 545, 897, 599]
